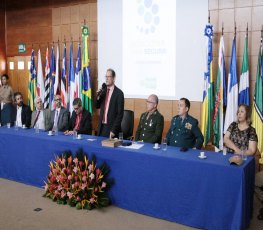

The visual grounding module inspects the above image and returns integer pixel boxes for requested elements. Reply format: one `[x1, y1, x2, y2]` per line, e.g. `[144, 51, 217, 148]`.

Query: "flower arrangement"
[43, 149, 112, 210]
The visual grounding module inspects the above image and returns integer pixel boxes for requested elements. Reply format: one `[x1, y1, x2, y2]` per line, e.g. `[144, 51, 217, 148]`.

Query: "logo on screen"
[136, 0, 160, 34]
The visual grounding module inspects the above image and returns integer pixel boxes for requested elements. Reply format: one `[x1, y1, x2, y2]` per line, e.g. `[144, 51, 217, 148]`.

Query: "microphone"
[97, 83, 107, 98]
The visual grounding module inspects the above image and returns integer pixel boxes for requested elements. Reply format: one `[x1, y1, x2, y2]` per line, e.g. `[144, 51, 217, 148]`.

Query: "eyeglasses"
[146, 100, 156, 104]
[54, 98, 61, 101]
[73, 107, 80, 111]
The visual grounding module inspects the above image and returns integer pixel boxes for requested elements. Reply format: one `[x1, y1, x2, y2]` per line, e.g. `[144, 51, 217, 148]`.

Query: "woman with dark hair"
[224, 104, 258, 156]
[0, 74, 14, 125]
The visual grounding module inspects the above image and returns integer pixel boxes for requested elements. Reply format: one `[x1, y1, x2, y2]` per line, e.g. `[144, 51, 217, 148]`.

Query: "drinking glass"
[35, 124, 39, 133]
[73, 130, 78, 139]
[53, 126, 58, 136]
[119, 132, 123, 141]
[162, 138, 167, 151]
[241, 146, 247, 160]
[14, 121, 18, 131]
[223, 146, 227, 156]
[7, 123, 11, 128]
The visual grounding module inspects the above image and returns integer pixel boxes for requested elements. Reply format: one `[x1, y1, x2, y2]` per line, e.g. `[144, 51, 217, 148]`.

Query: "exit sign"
[18, 43, 26, 53]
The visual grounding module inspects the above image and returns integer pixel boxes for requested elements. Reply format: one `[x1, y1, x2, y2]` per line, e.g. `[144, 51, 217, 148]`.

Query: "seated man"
[64, 98, 92, 135]
[135, 94, 164, 144]
[31, 96, 51, 130]
[166, 97, 204, 149]
[47, 95, 69, 132]
[13, 92, 32, 128]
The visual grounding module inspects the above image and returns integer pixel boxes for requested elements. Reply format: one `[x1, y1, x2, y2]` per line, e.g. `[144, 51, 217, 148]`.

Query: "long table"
[0, 127, 255, 230]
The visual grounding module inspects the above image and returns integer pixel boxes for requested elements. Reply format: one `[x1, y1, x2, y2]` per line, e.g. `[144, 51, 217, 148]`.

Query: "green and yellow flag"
[28, 49, 37, 111]
[81, 25, 92, 113]
[201, 24, 214, 146]
[252, 38, 263, 162]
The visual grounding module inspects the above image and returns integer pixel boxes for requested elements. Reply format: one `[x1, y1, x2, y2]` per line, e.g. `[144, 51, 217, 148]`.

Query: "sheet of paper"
[119, 143, 144, 149]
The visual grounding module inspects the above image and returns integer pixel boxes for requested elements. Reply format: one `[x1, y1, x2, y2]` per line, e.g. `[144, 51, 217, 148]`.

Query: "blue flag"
[224, 36, 238, 133]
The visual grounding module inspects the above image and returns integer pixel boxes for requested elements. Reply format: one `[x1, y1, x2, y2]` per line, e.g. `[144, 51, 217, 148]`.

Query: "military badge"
[185, 122, 192, 130]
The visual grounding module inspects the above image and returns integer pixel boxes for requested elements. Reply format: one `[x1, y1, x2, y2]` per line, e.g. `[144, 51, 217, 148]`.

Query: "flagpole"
[261, 25, 263, 42]
[246, 23, 248, 37]
[234, 21, 236, 37]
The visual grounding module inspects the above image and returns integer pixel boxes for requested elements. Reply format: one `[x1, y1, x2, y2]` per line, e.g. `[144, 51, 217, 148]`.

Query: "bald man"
[135, 94, 164, 144]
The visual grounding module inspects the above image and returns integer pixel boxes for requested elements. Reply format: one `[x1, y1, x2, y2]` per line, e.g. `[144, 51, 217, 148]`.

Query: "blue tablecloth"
[0, 127, 255, 230]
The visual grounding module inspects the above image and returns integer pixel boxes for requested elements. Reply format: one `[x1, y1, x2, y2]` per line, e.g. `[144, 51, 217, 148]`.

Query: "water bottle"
[162, 138, 167, 151]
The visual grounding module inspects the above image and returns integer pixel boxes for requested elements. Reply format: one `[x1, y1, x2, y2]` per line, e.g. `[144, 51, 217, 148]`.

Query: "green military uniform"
[166, 114, 204, 149]
[135, 110, 164, 144]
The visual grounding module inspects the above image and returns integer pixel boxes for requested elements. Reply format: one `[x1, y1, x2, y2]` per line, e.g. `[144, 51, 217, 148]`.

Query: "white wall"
[98, 0, 208, 101]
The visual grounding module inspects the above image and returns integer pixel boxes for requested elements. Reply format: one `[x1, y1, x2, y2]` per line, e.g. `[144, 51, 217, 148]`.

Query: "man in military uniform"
[135, 94, 164, 144]
[166, 98, 204, 149]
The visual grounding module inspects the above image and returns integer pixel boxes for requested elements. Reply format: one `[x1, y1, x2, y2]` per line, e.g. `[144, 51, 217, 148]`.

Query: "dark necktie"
[53, 110, 59, 128]
[33, 110, 41, 127]
[103, 88, 110, 123]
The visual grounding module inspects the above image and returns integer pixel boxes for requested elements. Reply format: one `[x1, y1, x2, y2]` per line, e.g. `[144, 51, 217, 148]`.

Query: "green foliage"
[43, 148, 112, 211]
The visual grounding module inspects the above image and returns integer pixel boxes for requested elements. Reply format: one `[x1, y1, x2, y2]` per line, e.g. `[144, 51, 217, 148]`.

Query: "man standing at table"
[166, 97, 204, 149]
[135, 94, 164, 144]
[47, 94, 69, 132]
[13, 92, 32, 128]
[64, 98, 92, 135]
[96, 68, 124, 138]
[31, 96, 51, 130]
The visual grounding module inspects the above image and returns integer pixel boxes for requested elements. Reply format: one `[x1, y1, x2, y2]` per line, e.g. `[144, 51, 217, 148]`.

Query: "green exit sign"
[18, 43, 26, 53]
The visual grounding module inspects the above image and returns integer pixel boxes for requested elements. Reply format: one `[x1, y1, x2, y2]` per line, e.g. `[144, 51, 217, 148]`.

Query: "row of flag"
[27, 25, 92, 114]
[201, 24, 263, 160]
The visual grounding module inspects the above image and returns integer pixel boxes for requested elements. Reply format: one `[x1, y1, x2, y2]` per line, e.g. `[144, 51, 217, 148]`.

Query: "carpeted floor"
[0, 178, 262, 230]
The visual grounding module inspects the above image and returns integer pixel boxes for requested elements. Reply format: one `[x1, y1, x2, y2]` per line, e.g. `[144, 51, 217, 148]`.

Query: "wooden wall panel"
[3, 0, 262, 143]
[0, 7, 6, 75]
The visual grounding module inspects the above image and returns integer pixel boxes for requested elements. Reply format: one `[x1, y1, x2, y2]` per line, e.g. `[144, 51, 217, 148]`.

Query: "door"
[7, 56, 31, 101]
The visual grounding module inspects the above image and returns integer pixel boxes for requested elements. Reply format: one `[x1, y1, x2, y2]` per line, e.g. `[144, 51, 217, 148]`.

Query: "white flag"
[37, 49, 45, 102]
[53, 45, 60, 102]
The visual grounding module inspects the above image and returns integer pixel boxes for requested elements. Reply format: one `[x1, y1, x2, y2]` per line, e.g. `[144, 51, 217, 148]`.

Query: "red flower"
[51, 176, 56, 183]
[96, 168, 101, 176]
[67, 168, 71, 175]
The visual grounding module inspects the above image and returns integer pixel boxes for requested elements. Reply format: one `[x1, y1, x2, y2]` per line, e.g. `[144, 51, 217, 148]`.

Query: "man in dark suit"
[166, 98, 204, 149]
[135, 94, 164, 144]
[13, 92, 32, 128]
[47, 95, 69, 132]
[96, 68, 124, 138]
[64, 98, 92, 135]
